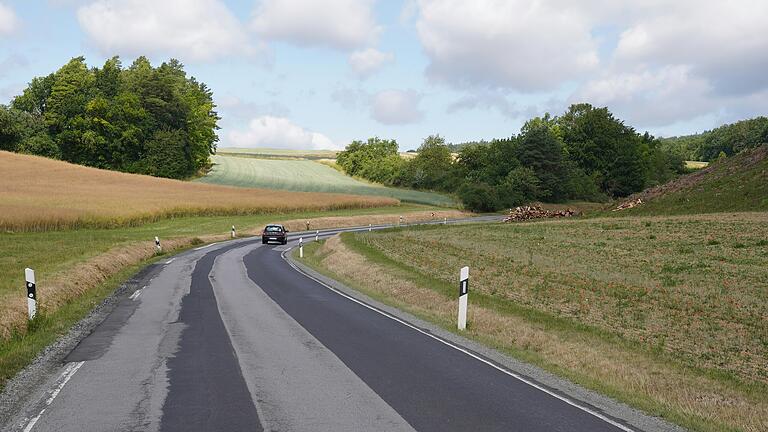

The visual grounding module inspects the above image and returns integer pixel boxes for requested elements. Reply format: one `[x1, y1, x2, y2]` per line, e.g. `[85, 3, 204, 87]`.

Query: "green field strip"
[198, 155, 455, 207]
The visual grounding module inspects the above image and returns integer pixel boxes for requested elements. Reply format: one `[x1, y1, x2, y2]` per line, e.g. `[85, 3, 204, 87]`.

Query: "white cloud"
[251, 0, 380, 50]
[568, 0, 768, 128]
[414, 0, 599, 91]
[371, 89, 424, 125]
[0, 3, 18, 34]
[77, 0, 253, 61]
[349, 48, 394, 78]
[613, 1, 768, 96]
[575, 65, 716, 127]
[227, 116, 338, 150]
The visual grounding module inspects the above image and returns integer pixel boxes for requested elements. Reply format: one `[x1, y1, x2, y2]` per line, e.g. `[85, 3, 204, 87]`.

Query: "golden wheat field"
[0, 151, 399, 231]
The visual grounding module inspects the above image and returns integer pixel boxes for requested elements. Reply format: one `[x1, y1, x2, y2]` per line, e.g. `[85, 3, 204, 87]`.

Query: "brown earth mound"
[619, 144, 768, 206]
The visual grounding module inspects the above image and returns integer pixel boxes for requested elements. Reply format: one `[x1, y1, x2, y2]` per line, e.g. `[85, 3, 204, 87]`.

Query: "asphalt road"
[5, 219, 668, 432]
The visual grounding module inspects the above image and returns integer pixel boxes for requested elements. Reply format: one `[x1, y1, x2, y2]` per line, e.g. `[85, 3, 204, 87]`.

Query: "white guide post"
[399, 216, 403, 226]
[25, 268, 37, 320]
[368, 223, 372, 232]
[458, 266, 469, 330]
[231, 225, 236, 238]
[299, 237, 304, 258]
[154, 236, 161, 253]
[316, 230, 319, 242]
[444, 217, 448, 225]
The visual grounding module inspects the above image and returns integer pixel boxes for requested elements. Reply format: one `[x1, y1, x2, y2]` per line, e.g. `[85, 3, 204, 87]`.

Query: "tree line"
[0, 56, 219, 179]
[658, 116, 768, 162]
[337, 104, 686, 211]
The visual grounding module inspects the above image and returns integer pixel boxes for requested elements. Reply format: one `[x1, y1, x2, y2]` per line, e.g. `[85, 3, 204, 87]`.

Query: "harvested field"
[301, 213, 768, 432]
[303, 233, 768, 432]
[354, 213, 768, 385]
[0, 151, 397, 231]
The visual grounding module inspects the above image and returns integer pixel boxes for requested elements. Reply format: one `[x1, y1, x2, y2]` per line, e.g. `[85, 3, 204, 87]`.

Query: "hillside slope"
[198, 154, 455, 207]
[622, 145, 768, 215]
[0, 151, 397, 231]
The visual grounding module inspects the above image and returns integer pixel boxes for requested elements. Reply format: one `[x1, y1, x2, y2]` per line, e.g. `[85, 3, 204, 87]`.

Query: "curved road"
[7, 220, 660, 432]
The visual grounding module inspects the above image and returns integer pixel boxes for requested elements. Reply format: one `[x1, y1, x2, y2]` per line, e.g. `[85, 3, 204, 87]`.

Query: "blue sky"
[1, 0, 766, 150]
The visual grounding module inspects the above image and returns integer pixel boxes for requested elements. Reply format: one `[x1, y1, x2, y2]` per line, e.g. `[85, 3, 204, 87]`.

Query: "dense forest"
[0, 56, 219, 179]
[338, 104, 688, 211]
[658, 116, 768, 161]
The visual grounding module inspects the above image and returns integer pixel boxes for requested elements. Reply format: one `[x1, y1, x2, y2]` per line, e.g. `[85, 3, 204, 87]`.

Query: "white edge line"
[23, 361, 84, 432]
[165, 258, 175, 264]
[280, 248, 636, 432]
[129, 289, 143, 301]
[194, 242, 219, 251]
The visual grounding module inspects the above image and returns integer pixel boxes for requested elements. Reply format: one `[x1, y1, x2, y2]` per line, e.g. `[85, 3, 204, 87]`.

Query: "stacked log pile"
[503, 205, 577, 222]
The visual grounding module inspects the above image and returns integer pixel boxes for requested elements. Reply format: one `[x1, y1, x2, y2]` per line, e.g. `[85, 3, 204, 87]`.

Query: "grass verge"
[297, 219, 768, 432]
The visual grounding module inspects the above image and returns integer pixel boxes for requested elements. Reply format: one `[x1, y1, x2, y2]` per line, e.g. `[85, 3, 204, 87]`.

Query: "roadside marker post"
[154, 236, 162, 253]
[231, 225, 236, 238]
[299, 237, 304, 258]
[25, 268, 37, 320]
[368, 223, 372, 232]
[458, 266, 469, 330]
[316, 230, 319, 242]
[444, 217, 448, 225]
[399, 215, 403, 226]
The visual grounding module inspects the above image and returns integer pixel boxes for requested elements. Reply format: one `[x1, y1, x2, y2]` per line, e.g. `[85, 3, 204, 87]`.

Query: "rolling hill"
[0, 151, 397, 231]
[621, 145, 768, 215]
[197, 154, 455, 207]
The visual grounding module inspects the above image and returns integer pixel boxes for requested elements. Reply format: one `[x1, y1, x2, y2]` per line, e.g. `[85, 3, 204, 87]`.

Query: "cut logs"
[503, 205, 577, 222]
[612, 198, 643, 212]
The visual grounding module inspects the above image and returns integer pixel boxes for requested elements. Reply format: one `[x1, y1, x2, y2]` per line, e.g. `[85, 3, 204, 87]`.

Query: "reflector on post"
[25, 268, 37, 320]
[458, 266, 469, 330]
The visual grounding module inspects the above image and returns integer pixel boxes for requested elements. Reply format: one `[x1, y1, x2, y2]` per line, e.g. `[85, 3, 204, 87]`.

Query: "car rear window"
[265, 226, 283, 232]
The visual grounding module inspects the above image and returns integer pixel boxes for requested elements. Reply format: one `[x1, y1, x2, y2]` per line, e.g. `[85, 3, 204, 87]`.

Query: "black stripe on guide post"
[26, 281, 36, 301]
[459, 279, 468, 296]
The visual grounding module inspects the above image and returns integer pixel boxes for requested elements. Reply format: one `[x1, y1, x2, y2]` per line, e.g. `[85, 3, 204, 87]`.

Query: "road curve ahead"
[7, 221, 654, 432]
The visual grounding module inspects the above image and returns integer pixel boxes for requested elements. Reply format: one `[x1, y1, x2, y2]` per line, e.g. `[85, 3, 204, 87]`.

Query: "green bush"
[497, 167, 541, 207]
[457, 181, 500, 212]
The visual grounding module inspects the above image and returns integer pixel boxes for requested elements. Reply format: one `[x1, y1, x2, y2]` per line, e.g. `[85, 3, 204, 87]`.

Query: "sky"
[0, 0, 766, 151]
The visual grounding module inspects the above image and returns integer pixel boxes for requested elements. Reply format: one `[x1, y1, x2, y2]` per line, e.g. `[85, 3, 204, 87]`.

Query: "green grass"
[299, 215, 768, 432]
[197, 154, 455, 207]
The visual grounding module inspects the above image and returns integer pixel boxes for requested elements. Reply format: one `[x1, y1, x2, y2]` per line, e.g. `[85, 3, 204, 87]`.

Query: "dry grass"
[0, 151, 397, 231]
[0, 233, 220, 339]
[309, 234, 768, 432]
[360, 213, 768, 385]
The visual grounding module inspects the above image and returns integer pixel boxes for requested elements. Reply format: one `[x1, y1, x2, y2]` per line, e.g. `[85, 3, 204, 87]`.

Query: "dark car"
[262, 224, 289, 245]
